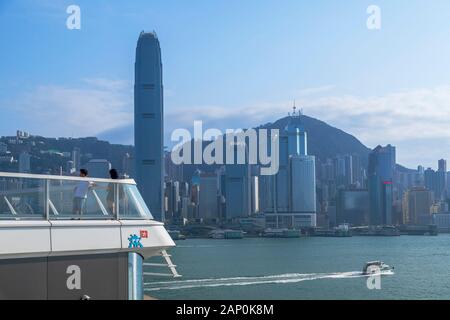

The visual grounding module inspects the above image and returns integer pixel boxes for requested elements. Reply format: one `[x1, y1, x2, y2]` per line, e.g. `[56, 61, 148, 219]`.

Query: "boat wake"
[144, 270, 394, 291]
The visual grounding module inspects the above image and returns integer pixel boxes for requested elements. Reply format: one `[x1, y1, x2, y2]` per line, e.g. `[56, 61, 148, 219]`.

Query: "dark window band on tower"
[142, 84, 155, 90]
[142, 113, 155, 119]
[142, 160, 156, 165]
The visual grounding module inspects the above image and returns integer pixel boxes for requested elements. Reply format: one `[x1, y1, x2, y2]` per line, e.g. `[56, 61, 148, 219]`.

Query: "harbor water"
[144, 235, 450, 300]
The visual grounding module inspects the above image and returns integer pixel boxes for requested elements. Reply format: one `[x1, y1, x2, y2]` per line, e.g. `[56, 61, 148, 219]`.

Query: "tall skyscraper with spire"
[263, 106, 317, 228]
[287, 107, 316, 224]
[134, 31, 164, 221]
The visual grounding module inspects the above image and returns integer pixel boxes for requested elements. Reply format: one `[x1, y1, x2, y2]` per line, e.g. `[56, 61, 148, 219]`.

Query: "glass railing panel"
[0, 173, 150, 221]
[118, 185, 153, 219]
[48, 179, 114, 219]
[0, 177, 45, 220]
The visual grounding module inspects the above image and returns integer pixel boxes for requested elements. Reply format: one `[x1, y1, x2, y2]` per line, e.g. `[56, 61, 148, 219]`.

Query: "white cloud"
[9, 79, 132, 138]
[295, 85, 336, 97]
[303, 86, 450, 144]
[83, 78, 131, 91]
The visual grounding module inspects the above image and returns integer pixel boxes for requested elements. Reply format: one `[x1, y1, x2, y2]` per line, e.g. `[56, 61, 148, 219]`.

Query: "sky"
[1, 0, 450, 169]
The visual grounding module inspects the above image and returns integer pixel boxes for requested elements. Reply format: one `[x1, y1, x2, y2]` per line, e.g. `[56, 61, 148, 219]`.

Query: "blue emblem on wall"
[128, 234, 143, 248]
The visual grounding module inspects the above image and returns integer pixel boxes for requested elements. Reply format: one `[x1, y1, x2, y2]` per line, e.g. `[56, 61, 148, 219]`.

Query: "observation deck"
[0, 172, 176, 300]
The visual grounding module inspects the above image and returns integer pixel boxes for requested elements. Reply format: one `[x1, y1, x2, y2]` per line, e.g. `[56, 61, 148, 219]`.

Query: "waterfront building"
[290, 155, 316, 214]
[432, 213, 450, 232]
[263, 108, 317, 229]
[327, 205, 337, 227]
[402, 187, 434, 225]
[368, 145, 396, 225]
[336, 189, 369, 226]
[134, 31, 164, 221]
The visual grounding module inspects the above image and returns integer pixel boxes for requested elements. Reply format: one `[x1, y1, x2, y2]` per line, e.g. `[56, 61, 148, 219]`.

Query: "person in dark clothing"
[107, 169, 119, 215]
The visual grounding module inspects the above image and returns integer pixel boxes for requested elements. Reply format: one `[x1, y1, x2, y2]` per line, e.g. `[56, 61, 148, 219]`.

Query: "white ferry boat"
[362, 261, 394, 275]
[0, 172, 178, 300]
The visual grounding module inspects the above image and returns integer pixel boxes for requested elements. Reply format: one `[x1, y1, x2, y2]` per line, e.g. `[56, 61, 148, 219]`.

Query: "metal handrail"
[0, 172, 153, 221]
[0, 171, 136, 185]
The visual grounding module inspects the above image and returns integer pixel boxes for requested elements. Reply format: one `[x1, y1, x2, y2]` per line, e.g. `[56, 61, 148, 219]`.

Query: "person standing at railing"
[107, 169, 119, 216]
[73, 169, 93, 216]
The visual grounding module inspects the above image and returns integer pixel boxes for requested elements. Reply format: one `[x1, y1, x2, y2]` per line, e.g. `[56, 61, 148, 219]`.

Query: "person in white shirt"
[73, 169, 92, 215]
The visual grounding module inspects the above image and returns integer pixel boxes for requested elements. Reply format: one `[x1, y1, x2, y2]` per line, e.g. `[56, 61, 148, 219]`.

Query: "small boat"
[362, 261, 394, 275]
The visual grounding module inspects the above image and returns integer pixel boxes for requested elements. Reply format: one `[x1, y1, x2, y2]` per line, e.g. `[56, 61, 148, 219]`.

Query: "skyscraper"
[264, 109, 317, 228]
[290, 155, 316, 214]
[333, 155, 353, 187]
[134, 31, 164, 221]
[72, 147, 81, 172]
[223, 142, 252, 220]
[84, 159, 112, 178]
[402, 187, 434, 225]
[439, 159, 447, 172]
[336, 189, 369, 225]
[424, 168, 436, 193]
[19, 151, 31, 173]
[287, 121, 317, 227]
[368, 145, 396, 225]
[437, 159, 447, 200]
[425, 163, 447, 201]
[197, 173, 219, 221]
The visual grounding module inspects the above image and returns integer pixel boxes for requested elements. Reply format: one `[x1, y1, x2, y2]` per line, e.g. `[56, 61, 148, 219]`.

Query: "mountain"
[259, 115, 371, 164]
[0, 115, 400, 176]
[178, 114, 375, 181]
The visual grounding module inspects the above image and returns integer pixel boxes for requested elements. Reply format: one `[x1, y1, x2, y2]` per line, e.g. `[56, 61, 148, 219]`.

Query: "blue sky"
[2, 0, 450, 168]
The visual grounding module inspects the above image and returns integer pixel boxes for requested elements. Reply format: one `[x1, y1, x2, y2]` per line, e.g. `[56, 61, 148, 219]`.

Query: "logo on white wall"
[66, 265, 81, 290]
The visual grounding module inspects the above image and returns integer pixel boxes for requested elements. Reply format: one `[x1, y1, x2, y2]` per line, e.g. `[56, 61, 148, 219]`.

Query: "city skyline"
[3, 1, 450, 169]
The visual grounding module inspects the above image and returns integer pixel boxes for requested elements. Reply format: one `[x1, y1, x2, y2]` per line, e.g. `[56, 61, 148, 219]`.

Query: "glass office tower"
[134, 31, 164, 221]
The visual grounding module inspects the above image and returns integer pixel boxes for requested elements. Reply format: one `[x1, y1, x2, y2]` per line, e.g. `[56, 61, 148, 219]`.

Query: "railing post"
[45, 179, 50, 220]
[115, 183, 120, 220]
